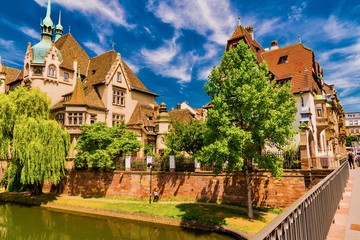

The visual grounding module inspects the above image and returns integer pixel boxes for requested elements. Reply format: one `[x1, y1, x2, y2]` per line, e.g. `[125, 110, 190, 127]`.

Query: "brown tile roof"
[65, 76, 87, 105]
[227, 25, 265, 63]
[169, 109, 194, 122]
[262, 43, 318, 93]
[85, 50, 116, 87]
[3, 66, 21, 86]
[55, 34, 90, 76]
[127, 102, 155, 127]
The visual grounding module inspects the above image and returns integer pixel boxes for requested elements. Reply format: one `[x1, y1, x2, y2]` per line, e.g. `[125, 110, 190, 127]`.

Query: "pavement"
[327, 162, 360, 240]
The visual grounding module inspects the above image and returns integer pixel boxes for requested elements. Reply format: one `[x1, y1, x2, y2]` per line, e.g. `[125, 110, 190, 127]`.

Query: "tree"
[164, 119, 206, 157]
[346, 135, 358, 147]
[198, 41, 296, 218]
[75, 122, 141, 170]
[0, 87, 70, 194]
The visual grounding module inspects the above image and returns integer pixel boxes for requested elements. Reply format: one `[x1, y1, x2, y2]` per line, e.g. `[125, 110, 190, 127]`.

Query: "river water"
[0, 203, 234, 240]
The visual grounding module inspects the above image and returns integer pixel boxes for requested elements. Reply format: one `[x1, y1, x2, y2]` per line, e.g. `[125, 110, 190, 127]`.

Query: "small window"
[112, 114, 124, 126]
[278, 55, 288, 64]
[349, 121, 353, 126]
[356, 128, 359, 133]
[112, 88, 125, 106]
[117, 72, 121, 83]
[355, 120, 358, 125]
[48, 65, 56, 78]
[64, 72, 69, 81]
[90, 115, 97, 124]
[55, 113, 65, 125]
[350, 128, 354, 133]
[68, 112, 84, 126]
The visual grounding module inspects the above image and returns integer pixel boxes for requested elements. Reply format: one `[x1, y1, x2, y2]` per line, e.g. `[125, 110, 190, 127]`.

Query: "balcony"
[316, 117, 329, 131]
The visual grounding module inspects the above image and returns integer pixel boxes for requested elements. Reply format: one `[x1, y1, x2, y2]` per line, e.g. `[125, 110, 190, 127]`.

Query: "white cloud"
[34, 0, 133, 44]
[123, 59, 140, 74]
[20, 27, 40, 40]
[288, 2, 307, 21]
[83, 41, 106, 55]
[323, 15, 360, 41]
[0, 38, 24, 68]
[197, 66, 213, 81]
[147, 0, 237, 45]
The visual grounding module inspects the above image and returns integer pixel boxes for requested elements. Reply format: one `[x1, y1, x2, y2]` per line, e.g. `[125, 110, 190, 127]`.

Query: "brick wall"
[59, 169, 332, 208]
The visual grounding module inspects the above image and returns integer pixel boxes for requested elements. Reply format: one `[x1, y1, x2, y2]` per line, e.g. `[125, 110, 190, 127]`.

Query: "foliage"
[0, 87, 70, 192]
[75, 122, 141, 170]
[164, 119, 206, 157]
[144, 144, 154, 156]
[346, 135, 358, 147]
[198, 41, 296, 176]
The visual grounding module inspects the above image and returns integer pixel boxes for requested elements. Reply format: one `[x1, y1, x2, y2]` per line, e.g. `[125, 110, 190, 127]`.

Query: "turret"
[55, 11, 63, 41]
[40, 0, 54, 41]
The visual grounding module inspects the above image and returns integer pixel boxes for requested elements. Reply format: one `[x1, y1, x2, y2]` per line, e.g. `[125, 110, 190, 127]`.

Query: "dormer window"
[278, 55, 288, 64]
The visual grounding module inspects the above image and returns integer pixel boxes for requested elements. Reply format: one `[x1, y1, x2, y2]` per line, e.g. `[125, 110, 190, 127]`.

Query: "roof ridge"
[90, 49, 116, 60]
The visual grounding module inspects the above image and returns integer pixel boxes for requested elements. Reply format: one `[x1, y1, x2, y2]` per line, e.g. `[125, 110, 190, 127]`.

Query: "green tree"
[0, 87, 70, 194]
[346, 135, 358, 147]
[198, 41, 296, 218]
[75, 122, 141, 170]
[164, 119, 206, 156]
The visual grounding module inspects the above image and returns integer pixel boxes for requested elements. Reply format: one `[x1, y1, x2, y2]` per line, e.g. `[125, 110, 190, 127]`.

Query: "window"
[64, 72, 69, 81]
[68, 112, 84, 126]
[55, 113, 65, 125]
[350, 128, 354, 133]
[90, 115, 97, 124]
[356, 128, 359, 133]
[33, 66, 42, 75]
[278, 55, 288, 64]
[48, 65, 56, 77]
[349, 121, 353, 126]
[316, 104, 323, 117]
[355, 120, 358, 125]
[117, 72, 121, 83]
[112, 114, 124, 126]
[112, 88, 125, 106]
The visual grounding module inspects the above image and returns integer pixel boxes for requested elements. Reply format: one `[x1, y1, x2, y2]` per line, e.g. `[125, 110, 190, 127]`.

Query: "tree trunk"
[245, 162, 253, 219]
[34, 182, 43, 195]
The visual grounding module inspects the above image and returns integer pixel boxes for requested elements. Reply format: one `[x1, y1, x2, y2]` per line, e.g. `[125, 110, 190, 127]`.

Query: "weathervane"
[111, 41, 116, 50]
[238, 17, 241, 26]
[69, 26, 71, 34]
[298, 35, 302, 43]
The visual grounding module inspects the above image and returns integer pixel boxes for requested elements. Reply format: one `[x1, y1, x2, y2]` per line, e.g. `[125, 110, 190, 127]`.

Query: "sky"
[0, 0, 359, 112]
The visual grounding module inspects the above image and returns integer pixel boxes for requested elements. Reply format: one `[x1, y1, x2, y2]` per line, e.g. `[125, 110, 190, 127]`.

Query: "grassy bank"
[0, 192, 280, 234]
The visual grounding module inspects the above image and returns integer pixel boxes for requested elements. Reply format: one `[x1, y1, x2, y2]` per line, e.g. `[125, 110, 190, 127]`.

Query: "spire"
[55, 11, 63, 41]
[298, 35, 302, 43]
[40, 0, 54, 39]
[67, 65, 87, 105]
[238, 17, 241, 26]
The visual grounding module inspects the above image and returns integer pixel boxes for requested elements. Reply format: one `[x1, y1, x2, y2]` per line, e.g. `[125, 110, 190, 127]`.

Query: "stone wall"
[60, 169, 332, 208]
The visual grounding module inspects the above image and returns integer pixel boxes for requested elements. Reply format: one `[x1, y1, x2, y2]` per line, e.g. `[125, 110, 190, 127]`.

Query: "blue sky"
[0, 0, 359, 112]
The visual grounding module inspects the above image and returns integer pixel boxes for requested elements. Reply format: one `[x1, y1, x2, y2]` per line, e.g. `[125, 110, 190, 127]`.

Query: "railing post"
[169, 155, 175, 172]
[125, 155, 131, 171]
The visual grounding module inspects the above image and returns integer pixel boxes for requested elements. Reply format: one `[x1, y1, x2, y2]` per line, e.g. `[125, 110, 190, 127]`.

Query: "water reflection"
[0, 203, 233, 240]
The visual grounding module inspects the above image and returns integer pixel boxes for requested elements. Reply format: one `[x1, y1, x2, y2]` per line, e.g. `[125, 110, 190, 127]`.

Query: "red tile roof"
[262, 43, 318, 93]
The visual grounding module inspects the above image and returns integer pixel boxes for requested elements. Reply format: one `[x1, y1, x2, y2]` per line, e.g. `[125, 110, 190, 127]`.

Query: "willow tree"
[0, 87, 70, 193]
[198, 41, 296, 218]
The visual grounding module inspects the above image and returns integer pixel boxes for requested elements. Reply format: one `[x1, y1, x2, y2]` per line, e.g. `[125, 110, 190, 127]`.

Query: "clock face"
[33, 67, 42, 75]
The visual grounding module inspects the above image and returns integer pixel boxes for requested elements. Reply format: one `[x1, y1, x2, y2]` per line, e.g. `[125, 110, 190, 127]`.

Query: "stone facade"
[58, 169, 332, 208]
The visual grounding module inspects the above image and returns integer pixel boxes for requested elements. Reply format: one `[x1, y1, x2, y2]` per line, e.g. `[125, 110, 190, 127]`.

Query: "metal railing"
[250, 157, 349, 240]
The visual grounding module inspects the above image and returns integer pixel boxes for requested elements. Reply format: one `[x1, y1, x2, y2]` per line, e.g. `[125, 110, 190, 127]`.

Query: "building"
[345, 112, 360, 137]
[0, 0, 196, 159]
[225, 23, 347, 168]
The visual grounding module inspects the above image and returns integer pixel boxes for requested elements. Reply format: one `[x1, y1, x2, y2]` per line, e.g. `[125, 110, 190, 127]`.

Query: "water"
[0, 203, 234, 240]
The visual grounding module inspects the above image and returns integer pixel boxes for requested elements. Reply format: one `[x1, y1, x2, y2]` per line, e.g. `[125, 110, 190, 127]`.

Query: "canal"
[0, 203, 234, 239]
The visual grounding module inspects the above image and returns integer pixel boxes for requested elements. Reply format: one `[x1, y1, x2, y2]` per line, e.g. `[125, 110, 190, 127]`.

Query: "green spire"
[55, 11, 63, 41]
[40, 0, 54, 39]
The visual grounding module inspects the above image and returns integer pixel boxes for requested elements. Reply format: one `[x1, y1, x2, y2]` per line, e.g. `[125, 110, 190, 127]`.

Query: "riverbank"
[0, 192, 280, 239]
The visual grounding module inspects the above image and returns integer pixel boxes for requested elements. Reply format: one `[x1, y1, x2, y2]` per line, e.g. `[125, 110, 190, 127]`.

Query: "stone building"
[345, 112, 360, 137]
[225, 23, 347, 168]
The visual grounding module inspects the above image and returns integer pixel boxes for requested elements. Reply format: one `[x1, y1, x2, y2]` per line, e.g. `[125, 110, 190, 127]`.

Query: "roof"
[127, 102, 155, 127]
[65, 75, 87, 105]
[262, 43, 316, 93]
[227, 25, 265, 63]
[2, 66, 21, 87]
[54, 34, 90, 76]
[168, 109, 194, 122]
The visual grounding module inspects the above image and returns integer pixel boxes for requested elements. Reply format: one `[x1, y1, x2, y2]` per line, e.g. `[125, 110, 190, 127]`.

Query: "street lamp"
[147, 163, 154, 204]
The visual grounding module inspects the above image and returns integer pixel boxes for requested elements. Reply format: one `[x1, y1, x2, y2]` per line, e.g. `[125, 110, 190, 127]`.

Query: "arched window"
[48, 64, 56, 77]
[25, 63, 30, 76]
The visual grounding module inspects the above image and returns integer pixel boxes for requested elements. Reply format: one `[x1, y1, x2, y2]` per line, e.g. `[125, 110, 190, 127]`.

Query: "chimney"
[245, 26, 254, 40]
[270, 40, 278, 50]
[176, 103, 181, 110]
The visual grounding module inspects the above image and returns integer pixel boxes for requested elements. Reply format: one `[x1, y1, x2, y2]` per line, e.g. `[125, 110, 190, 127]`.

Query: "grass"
[0, 192, 280, 234]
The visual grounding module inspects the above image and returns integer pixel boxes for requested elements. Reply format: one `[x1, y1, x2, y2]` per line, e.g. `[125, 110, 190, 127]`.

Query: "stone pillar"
[169, 155, 175, 171]
[195, 160, 201, 172]
[125, 156, 131, 171]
